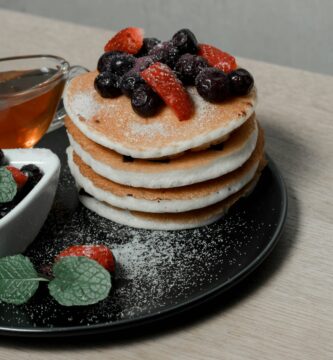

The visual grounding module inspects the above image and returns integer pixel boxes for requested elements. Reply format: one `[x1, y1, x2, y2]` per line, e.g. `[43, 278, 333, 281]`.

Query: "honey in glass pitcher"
[0, 55, 69, 148]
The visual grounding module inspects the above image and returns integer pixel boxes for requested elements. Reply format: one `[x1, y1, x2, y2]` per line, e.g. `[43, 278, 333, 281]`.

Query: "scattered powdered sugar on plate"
[0, 142, 279, 331]
[0, 202, 274, 328]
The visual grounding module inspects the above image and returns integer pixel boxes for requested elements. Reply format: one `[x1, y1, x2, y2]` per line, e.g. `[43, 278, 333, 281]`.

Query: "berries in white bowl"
[0, 149, 60, 256]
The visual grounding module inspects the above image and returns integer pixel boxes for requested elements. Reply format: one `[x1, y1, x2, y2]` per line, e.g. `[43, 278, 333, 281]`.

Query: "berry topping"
[195, 67, 230, 102]
[6, 166, 28, 189]
[57, 245, 116, 273]
[198, 44, 237, 73]
[141, 62, 194, 121]
[94, 27, 251, 119]
[21, 164, 43, 189]
[104, 27, 144, 54]
[148, 41, 180, 69]
[120, 70, 145, 97]
[94, 72, 122, 98]
[137, 37, 161, 56]
[133, 55, 156, 72]
[229, 68, 254, 96]
[0, 149, 6, 166]
[97, 52, 135, 76]
[97, 51, 123, 72]
[175, 54, 208, 85]
[131, 84, 162, 117]
[172, 28, 198, 55]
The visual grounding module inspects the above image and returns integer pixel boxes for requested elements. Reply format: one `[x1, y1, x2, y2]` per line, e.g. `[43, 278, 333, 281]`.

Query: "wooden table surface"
[0, 9, 332, 360]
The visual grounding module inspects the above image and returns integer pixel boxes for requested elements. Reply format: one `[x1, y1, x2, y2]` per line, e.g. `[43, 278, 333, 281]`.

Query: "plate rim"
[0, 155, 288, 337]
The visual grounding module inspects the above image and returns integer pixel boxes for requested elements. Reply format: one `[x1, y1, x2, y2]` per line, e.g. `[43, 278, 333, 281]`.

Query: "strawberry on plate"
[141, 62, 194, 121]
[104, 27, 144, 54]
[198, 44, 237, 73]
[56, 245, 116, 273]
[6, 166, 28, 189]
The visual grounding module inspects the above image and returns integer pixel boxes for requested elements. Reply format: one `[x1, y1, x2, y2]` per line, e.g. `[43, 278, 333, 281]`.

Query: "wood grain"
[0, 9, 332, 360]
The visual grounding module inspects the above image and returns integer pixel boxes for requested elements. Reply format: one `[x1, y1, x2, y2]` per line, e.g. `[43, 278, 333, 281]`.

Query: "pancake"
[79, 168, 263, 230]
[66, 127, 264, 213]
[64, 71, 257, 159]
[65, 114, 258, 188]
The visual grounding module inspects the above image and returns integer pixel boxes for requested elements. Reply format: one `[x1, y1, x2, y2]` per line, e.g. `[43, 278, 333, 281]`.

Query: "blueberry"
[16, 164, 43, 200]
[97, 52, 135, 76]
[94, 72, 122, 98]
[110, 54, 135, 76]
[172, 29, 198, 55]
[195, 67, 230, 102]
[97, 51, 123, 72]
[120, 70, 146, 97]
[133, 56, 155, 72]
[0, 149, 6, 166]
[175, 54, 208, 85]
[21, 164, 43, 187]
[131, 84, 162, 117]
[12, 187, 28, 203]
[229, 68, 254, 96]
[148, 41, 180, 68]
[137, 37, 161, 57]
[0, 202, 15, 219]
[21, 164, 42, 177]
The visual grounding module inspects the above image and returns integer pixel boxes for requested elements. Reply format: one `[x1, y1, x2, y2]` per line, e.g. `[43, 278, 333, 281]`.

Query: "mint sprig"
[0, 255, 112, 306]
[0, 167, 17, 203]
[49, 257, 111, 306]
[0, 255, 43, 305]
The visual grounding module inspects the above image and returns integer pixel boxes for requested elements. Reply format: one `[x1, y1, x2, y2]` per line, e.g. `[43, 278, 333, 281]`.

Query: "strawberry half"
[57, 245, 116, 273]
[104, 27, 144, 54]
[198, 44, 237, 73]
[141, 62, 194, 121]
[6, 166, 28, 189]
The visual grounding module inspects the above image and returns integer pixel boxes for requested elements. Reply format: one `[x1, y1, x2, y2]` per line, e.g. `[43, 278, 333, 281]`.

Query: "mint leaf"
[0, 167, 17, 203]
[48, 257, 111, 306]
[0, 255, 44, 305]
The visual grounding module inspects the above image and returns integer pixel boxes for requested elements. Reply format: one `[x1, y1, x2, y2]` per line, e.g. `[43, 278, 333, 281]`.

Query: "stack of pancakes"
[64, 71, 266, 230]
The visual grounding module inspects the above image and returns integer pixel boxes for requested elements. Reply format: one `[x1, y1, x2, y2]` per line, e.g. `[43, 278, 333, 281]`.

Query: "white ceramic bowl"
[0, 149, 60, 256]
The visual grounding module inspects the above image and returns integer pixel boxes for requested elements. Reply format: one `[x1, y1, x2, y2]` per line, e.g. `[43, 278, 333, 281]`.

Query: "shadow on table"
[0, 121, 301, 350]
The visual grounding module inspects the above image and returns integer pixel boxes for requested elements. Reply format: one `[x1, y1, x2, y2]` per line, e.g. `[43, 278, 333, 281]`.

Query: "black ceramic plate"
[0, 127, 287, 337]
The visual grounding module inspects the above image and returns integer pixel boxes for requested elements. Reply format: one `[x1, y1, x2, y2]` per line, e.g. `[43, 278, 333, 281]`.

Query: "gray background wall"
[1, 0, 332, 75]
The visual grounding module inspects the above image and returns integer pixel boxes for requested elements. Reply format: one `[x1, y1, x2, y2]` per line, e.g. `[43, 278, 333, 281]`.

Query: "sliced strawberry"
[6, 166, 28, 189]
[56, 245, 116, 273]
[198, 44, 237, 73]
[141, 62, 194, 121]
[104, 27, 144, 54]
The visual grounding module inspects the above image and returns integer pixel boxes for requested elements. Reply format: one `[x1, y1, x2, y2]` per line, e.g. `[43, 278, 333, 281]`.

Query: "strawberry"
[6, 166, 28, 189]
[104, 27, 144, 54]
[57, 245, 116, 273]
[198, 44, 237, 73]
[141, 62, 194, 121]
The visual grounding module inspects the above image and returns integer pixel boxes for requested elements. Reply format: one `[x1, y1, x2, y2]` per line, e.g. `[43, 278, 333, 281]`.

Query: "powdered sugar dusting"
[188, 86, 211, 120]
[0, 150, 279, 330]
[21, 202, 273, 321]
[129, 120, 167, 138]
[71, 90, 100, 120]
